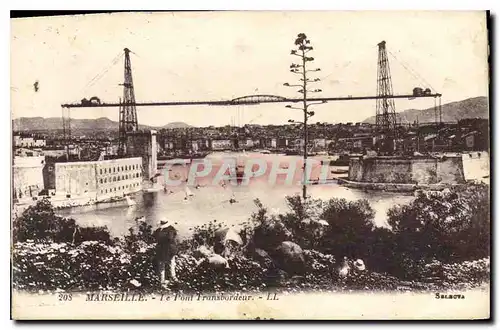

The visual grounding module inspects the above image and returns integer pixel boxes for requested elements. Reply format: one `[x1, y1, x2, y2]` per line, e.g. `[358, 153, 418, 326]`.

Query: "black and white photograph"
[10, 11, 490, 320]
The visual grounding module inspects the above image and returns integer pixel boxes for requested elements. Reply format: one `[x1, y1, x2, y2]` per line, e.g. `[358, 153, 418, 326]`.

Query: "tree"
[284, 33, 326, 199]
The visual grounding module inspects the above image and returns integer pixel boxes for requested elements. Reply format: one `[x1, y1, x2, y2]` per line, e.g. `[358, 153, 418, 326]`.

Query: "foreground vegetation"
[12, 183, 490, 293]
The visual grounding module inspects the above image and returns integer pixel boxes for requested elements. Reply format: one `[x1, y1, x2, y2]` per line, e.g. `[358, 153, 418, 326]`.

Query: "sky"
[11, 11, 489, 127]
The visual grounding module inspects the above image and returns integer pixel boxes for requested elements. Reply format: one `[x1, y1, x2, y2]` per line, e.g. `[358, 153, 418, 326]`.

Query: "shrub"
[13, 199, 65, 242]
[169, 254, 266, 292]
[13, 199, 112, 245]
[279, 196, 327, 250]
[317, 198, 376, 259]
[387, 183, 490, 266]
[418, 258, 490, 289]
[244, 199, 293, 252]
[12, 240, 159, 292]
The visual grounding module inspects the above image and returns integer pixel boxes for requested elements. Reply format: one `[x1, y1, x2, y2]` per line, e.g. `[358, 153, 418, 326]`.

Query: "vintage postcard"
[10, 11, 490, 320]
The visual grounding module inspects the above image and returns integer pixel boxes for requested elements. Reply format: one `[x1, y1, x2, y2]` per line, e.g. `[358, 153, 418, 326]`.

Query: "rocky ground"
[12, 241, 490, 295]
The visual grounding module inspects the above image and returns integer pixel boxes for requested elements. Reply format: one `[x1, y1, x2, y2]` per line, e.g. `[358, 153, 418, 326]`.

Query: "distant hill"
[161, 122, 191, 129]
[13, 117, 121, 132]
[12, 117, 189, 132]
[363, 96, 489, 124]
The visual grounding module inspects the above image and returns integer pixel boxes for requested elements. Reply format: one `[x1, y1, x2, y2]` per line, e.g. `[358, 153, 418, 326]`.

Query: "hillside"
[363, 96, 489, 124]
[162, 122, 191, 129]
[12, 117, 189, 132]
[13, 117, 120, 132]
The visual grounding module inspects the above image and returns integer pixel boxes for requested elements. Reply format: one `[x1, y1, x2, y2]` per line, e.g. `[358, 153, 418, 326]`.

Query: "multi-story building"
[313, 138, 327, 149]
[53, 157, 143, 202]
[13, 135, 46, 148]
[211, 139, 233, 150]
[12, 156, 46, 200]
[277, 138, 289, 148]
[94, 158, 143, 201]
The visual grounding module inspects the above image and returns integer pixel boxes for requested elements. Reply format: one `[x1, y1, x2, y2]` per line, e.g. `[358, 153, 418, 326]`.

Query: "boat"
[143, 184, 162, 193]
[285, 149, 300, 156]
[185, 186, 195, 197]
[331, 169, 349, 175]
[125, 195, 136, 207]
[330, 154, 351, 166]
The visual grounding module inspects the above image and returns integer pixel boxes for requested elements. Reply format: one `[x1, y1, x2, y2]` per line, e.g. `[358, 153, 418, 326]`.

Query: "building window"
[100, 179, 103, 184]
[105, 189, 108, 193]
[104, 168, 107, 174]
[100, 169, 102, 175]
[114, 187, 116, 191]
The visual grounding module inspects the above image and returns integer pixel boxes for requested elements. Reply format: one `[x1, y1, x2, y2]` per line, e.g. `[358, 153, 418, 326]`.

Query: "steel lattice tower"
[118, 48, 138, 156]
[375, 41, 397, 153]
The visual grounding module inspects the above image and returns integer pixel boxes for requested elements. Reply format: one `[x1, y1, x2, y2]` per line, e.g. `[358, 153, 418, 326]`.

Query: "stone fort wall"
[348, 155, 474, 185]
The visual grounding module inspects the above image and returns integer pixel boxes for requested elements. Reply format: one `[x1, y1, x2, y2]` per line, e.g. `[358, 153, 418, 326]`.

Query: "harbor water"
[56, 152, 415, 239]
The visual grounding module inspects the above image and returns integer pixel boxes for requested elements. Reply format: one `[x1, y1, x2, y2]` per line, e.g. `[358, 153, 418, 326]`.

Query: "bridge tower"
[375, 41, 398, 154]
[118, 48, 139, 157]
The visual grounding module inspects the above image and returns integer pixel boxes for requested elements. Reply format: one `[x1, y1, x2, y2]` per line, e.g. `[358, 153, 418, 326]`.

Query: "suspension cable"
[388, 50, 436, 92]
[388, 51, 427, 88]
[70, 51, 124, 103]
[83, 51, 123, 91]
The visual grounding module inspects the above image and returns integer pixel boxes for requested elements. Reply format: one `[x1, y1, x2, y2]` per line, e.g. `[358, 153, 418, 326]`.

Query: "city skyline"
[11, 12, 488, 127]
